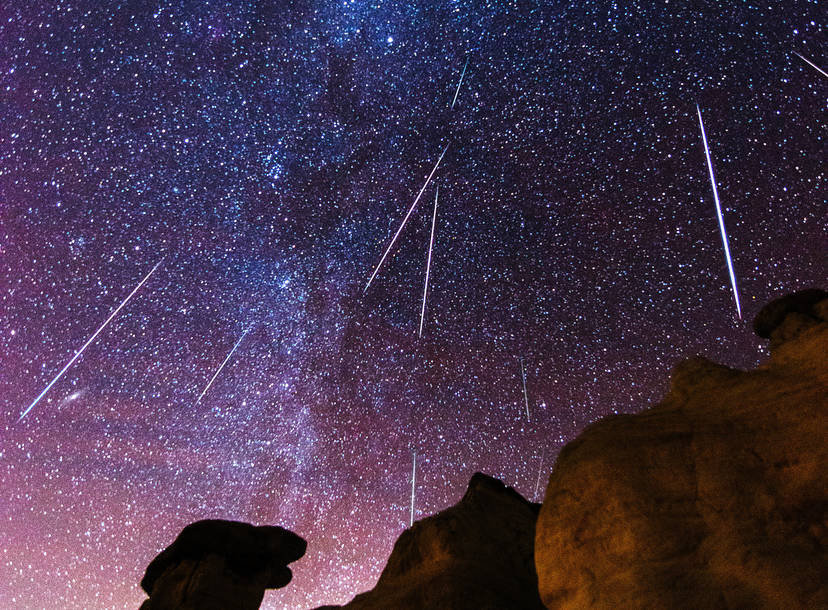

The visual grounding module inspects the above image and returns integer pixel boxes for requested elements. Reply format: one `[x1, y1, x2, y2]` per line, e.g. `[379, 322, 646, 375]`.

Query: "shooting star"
[696, 104, 742, 320]
[520, 358, 530, 421]
[195, 328, 250, 404]
[533, 448, 546, 501]
[418, 185, 439, 337]
[364, 144, 449, 293]
[793, 51, 828, 79]
[18, 257, 164, 422]
[410, 449, 417, 527]
[451, 57, 469, 109]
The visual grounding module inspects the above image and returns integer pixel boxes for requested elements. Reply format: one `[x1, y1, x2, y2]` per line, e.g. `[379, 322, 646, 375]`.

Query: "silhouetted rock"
[139, 519, 306, 610]
[323, 473, 545, 610]
[753, 288, 827, 350]
[535, 291, 828, 609]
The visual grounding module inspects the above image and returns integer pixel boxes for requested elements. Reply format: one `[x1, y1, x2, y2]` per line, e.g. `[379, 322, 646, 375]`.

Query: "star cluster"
[0, 1, 824, 608]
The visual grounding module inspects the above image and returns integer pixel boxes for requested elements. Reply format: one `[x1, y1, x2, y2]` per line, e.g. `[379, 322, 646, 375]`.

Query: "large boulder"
[323, 473, 545, 609]
[139, 519, 306, 610]
[535, 290, 828, 609]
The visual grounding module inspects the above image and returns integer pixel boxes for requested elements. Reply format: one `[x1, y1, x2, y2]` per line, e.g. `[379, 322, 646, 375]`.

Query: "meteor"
[364, 144, 449, 293]
[696, 104, 742, 320]
[533, 448, 546, 501]
[451, 57, 469, 109]
[410, 449, 417, 527]
[520, 358, 530, 421]
[195, 328, 250, 404]
[18, 257, 164, 422]
[418, 185, 439, 337]
[793, 51, 828, 78]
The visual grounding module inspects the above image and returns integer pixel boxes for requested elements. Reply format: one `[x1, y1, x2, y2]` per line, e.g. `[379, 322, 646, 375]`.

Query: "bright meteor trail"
[451, 57, 468, 109]
[364, 144, 449, 293]
[696, 104, 742, 320]
[418, 185, 439, 337]
[793, 51, 828, 78]
[18, 257, 164, 423]
[195, 328, 250, 404]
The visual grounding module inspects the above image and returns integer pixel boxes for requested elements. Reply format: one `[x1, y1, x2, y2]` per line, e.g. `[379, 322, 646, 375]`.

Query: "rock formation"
[753, 287, 827, 350]
[321, 473, 545, 610]
[535, 289, 828, 609]
[139, 519, 306, 610]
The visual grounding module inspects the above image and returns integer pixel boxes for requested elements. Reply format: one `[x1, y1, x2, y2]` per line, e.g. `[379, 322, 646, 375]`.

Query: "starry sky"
[0, 1, 824, 608]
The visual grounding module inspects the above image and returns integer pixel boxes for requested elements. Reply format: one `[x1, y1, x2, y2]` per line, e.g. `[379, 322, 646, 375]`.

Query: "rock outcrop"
[139, 519, 306, 610]
[323, 473, 545, 610]
[535, 289, 828, 609]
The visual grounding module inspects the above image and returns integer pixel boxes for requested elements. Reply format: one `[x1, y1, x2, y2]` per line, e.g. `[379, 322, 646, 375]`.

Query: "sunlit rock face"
[139, 519, 306, 610]
[321, 473, 545, 610]
[535, 290, 828, 609]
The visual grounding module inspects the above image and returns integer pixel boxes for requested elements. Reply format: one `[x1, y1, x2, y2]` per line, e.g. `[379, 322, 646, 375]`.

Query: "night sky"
[1, 1, 824, 608]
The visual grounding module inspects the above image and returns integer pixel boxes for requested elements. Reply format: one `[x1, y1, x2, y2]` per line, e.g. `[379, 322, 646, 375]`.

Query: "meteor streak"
[696, 104, 742, 320]
[195, 328, 250, 404]
[451, 57, 469, 109]
[418, 186, 439, 337]
[520, 358, 530, 421]
[410, 450, 417, 527]
[533, 448, 546, 501]
[18, 257, 165, 422]
[793, 51, 828, 78]
[364, 144, 449, 293]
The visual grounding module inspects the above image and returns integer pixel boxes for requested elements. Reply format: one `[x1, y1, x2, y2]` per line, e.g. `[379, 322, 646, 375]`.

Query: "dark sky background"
[0, 1, 824, 608]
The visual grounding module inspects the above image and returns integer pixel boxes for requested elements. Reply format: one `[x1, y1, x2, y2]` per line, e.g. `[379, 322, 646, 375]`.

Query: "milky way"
[1, 2, 824, 608]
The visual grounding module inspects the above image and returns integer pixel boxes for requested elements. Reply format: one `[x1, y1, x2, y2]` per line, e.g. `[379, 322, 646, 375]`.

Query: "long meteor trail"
[419, 186, 439, 337]
[18, 257, 165, 422]
[793, 51, 828, 78]
[410, 450, 417, 527]
[696, 104, 742, 320]
[364, 144, 449, 293]
[195, 328, 250, 404]
[451, 57, 468, 109]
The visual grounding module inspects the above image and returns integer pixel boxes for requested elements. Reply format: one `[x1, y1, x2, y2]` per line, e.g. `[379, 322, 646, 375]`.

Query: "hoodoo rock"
[535, 289, 828, 609]
[753, 288, 827, 351]
[323, 473, 545, 609]
[139, 519, 306, 610]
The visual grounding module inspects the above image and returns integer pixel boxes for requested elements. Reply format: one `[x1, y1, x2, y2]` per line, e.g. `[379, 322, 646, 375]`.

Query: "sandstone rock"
[324, 473, 545, 610]
[139, 519, 306, 610]
[535, 292, 828, 609]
